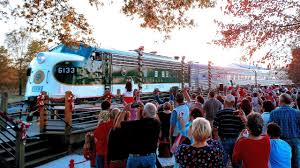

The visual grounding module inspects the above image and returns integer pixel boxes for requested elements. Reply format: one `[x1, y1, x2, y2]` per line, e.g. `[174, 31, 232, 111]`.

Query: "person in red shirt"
[232, 112, 270, 168]
[94, 107, 120, 168]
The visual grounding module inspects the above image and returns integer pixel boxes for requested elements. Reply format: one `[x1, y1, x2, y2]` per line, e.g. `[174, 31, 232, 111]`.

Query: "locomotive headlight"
[36, 53, 47, 64]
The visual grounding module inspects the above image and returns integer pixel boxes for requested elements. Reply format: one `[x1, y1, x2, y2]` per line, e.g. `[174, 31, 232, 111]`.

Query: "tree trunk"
[19, 77, 22, 96]
[18, 61, 22, 96]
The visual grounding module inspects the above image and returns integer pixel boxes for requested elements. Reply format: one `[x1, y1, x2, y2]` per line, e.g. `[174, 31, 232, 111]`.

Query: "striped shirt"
[213, 108, 245, 138]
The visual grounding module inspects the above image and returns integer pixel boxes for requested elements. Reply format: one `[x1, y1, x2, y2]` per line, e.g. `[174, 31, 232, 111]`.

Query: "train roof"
[189, 62, 271, 74]
[229, 63, 268, 70]
[50, 44, 180, 62]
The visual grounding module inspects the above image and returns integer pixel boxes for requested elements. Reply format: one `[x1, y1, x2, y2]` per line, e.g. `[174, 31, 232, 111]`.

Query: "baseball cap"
[225, 94, 235, 103]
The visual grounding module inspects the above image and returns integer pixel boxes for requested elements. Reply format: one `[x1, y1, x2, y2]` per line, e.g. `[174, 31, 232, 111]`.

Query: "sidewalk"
[37, 154, 90, 168]
[37, 154, 175, 168]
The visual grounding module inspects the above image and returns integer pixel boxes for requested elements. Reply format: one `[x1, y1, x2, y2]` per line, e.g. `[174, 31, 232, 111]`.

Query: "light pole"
[251, 69, 258, 90]
[181, 56, 185, 89]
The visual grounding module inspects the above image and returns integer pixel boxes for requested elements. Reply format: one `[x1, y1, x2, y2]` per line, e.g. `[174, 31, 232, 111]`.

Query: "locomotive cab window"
[91, 52, 103, 61]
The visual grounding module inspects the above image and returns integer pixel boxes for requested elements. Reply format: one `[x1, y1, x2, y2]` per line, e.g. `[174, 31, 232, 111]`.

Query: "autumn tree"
[288, 48, 300, 85]
[5, 29, 31, 95]
[215, 0, 300, 66]
[0, 46, 18, 90]
[25, 40, 48, 63]
[0, 0, 214, 45]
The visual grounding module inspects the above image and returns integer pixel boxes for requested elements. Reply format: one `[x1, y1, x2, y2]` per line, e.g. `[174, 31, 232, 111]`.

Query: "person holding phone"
[122, 103, 160, 168]
[128, 102, 144, 121]
[213, 94, 244, 168]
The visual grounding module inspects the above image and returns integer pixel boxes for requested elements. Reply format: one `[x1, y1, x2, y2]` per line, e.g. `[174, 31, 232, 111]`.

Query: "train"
[24, 44, 291, 101]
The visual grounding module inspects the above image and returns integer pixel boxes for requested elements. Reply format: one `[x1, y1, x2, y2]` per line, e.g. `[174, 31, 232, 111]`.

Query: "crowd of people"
[83, 83, 300, 168]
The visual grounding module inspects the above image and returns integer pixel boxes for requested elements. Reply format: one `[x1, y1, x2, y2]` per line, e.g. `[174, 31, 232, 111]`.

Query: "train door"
[101, 52, 113, 91]
[90, 51, 113, 91]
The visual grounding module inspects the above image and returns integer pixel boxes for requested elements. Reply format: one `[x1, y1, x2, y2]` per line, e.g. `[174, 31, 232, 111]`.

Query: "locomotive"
[25, 44, 290, 101]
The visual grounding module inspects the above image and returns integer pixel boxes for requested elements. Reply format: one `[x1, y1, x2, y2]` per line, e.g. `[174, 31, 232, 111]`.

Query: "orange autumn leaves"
[2, 0, 215, 45]
[288, 49, 300, 84]
[216, 0, 300, 63]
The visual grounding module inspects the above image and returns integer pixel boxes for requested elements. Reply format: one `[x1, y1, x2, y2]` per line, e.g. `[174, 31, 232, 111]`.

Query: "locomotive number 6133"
[57, 67, 76, 74]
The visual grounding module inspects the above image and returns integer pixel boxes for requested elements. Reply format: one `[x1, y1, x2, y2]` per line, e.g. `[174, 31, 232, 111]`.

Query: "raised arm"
[182, 87, 191, 102]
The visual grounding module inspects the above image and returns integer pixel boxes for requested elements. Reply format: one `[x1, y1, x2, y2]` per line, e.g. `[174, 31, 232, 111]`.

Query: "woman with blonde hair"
[175, 117, 224, 168]
[107, 110, 131, 168]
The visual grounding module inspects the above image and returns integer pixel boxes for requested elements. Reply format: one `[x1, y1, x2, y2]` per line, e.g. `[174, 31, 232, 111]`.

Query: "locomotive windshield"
[50, 44, 93, 58]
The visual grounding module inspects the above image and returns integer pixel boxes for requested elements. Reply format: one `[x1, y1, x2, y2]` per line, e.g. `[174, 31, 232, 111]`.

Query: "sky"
[0, 1, 244, 66]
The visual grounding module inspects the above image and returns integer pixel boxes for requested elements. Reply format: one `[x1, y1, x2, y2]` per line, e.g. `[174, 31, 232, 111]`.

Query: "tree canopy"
[0, 0, 214, 45]
[288, 48, 300, 85]
[4, 29, 47, 94]
[0, 46, 18, 89]
[215, 0, 300, 66]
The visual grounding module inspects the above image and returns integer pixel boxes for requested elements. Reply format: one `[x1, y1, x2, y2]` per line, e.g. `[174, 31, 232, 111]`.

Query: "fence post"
[64, 91, 73, 152]
[15, 130, 25, 168]
[0, 92, 8, 130]
[1, 92, 8, 114]
[39, 91, 48, 133]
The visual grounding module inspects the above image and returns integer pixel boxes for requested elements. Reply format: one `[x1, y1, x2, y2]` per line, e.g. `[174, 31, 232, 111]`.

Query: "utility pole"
[254, 70, 257, 90]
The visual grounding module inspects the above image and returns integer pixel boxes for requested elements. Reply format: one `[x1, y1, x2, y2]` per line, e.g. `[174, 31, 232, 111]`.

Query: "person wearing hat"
[213, 94, 245, 168]
[153, 88, 164, 104]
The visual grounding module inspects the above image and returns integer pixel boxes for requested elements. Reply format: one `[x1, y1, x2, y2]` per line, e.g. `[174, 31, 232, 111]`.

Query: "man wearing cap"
[213, 94, 245, 168]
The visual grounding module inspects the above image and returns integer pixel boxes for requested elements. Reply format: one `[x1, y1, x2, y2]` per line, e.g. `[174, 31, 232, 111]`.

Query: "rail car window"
[162, 71, 165, 78]
[166, 71, 169, 77]
[155, 71, 158, 77]
[143, 69, 148, 77]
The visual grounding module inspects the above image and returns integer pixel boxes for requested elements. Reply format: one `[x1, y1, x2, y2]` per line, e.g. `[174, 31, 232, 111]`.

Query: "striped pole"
[137, 46, 144, 90]
[208, 61, 212, 91]
[181, 56, 186, 89]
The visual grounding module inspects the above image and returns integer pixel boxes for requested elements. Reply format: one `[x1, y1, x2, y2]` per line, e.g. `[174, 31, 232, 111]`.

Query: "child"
[83, 132, 96, 168]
